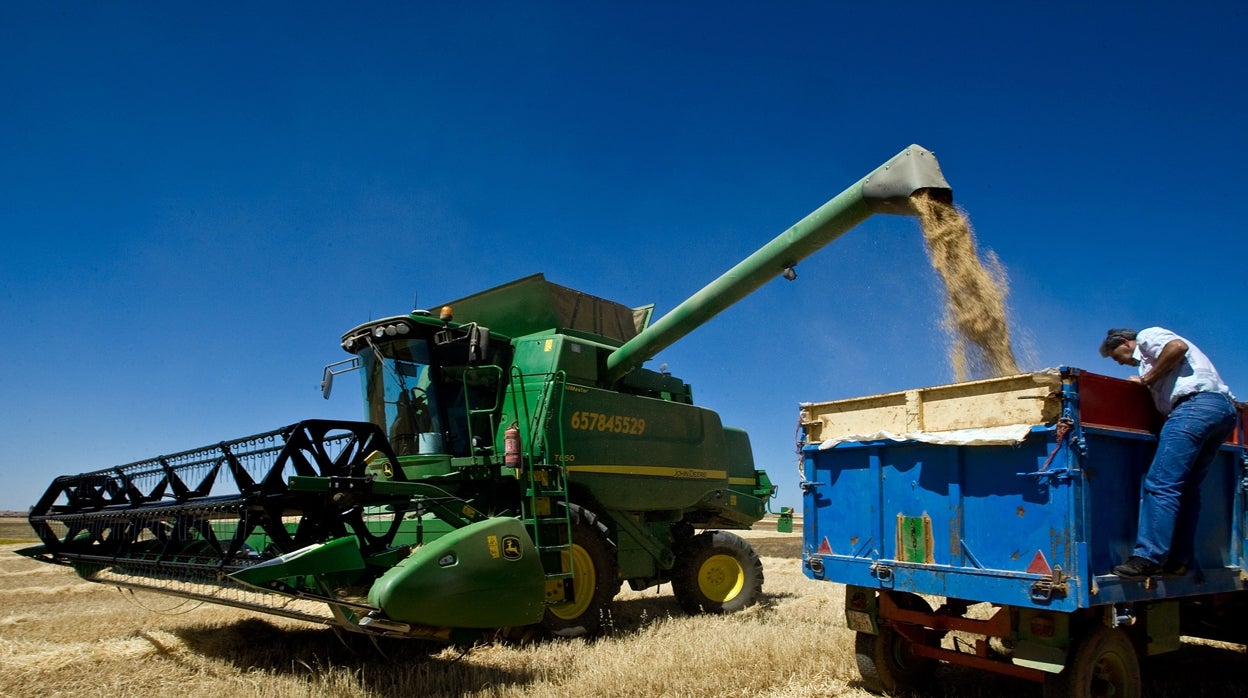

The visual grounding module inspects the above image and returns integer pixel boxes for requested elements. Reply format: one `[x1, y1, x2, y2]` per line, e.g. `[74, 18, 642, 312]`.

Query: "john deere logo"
[501, 535, 523, 561]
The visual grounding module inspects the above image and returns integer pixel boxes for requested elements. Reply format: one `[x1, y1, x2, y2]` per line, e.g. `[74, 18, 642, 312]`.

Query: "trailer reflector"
[1025, 550, 1052, 576]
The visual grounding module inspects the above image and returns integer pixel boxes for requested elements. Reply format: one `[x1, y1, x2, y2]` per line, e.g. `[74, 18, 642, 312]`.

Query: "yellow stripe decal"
[566, 465, 728, 480]
[728, 477, 756, 486]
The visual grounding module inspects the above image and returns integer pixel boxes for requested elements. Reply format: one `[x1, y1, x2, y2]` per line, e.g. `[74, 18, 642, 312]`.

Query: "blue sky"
[2, 3, 1245, 511]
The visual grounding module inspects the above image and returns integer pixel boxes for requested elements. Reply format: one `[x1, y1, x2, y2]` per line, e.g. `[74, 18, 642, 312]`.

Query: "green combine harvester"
[20, 145, 951, 642]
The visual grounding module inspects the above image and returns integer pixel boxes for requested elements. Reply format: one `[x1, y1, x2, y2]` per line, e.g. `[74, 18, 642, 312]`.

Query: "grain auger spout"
[604, 144, 952, 384]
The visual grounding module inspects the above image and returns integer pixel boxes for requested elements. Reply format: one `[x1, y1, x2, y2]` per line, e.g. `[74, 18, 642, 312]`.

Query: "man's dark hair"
[1099, 328, 1137, 357]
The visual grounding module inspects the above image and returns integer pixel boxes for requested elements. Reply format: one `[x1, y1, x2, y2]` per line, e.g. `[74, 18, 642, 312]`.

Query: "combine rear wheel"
[672, 530, 763, 614]
[542, 505, 620, 637]
[854, 592, 937, 695]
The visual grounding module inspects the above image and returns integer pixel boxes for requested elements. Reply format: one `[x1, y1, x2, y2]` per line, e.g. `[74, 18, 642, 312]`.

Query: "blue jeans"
[1134, 391, 1238, 565]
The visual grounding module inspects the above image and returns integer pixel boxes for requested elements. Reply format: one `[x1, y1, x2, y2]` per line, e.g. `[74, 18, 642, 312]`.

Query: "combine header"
[21, 145, 952, 641]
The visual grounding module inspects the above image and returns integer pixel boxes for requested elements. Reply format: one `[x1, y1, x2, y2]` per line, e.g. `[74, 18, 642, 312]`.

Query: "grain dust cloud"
[911, 193, 1019, 381]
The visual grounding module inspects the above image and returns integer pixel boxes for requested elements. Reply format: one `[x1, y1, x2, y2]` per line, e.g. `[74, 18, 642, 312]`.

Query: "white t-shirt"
[1134, 326, 1234, 414]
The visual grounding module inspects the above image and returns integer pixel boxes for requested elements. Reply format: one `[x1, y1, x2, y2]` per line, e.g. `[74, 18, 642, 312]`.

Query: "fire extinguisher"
[504, 421, 522, 471]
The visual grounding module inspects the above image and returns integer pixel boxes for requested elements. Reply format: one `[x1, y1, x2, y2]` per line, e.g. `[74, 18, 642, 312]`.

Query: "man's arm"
[1140, 338, 1188, 388]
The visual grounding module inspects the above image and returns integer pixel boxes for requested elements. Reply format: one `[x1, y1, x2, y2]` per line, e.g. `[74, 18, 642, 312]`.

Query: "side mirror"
[469, 326, 490, 363]
[321, 366, 334, 399]
[320, 357, 361, 399]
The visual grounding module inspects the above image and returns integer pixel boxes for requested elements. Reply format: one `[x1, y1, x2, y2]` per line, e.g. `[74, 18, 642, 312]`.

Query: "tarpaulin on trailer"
[817, 423, 1034, 450]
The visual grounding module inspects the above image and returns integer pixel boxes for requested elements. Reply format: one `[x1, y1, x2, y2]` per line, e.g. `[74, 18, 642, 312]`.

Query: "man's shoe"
[1112, 556, 1161, 580]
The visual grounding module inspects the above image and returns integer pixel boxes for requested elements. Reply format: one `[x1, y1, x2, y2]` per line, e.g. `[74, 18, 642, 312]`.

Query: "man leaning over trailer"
[1100, 327, 1238, 580]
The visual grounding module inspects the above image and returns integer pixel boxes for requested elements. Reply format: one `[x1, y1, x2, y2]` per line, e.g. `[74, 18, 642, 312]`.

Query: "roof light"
[365, 322, 413, 340]
[440, 306, 454, 323]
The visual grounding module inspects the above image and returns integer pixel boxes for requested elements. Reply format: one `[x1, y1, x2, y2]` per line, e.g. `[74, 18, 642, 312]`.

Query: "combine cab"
[21, 144, 952, 640]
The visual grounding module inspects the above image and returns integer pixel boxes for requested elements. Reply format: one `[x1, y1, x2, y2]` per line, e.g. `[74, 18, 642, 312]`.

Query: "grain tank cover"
[438, 273, 651, 344]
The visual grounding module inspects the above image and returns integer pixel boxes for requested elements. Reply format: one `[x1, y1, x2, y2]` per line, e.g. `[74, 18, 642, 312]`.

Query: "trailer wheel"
[1043, 625, 1141, 698]
[855, 592, 937, 695]
[542, 505, 619, 637]
[672, 531, 764, 614]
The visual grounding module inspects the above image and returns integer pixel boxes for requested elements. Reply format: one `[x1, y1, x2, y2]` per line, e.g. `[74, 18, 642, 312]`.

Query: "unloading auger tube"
[604, 144, 952, 384]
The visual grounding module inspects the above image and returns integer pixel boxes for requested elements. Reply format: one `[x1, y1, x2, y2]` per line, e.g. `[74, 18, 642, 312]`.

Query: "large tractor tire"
[854, 592, 938, 695]
[541, 504, 620, 637]
[1043, 625, 1141, 698]
[671, 530, 764, 614]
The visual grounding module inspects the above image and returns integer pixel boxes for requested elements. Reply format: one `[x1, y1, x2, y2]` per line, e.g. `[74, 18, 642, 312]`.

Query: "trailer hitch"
[1017, 419, 1083, 483]
[1029, 564, 1069, 602]
[869, 561, 895, 584]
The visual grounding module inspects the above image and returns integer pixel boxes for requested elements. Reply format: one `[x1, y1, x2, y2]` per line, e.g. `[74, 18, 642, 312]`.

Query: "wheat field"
[3, 518, 1247, 698]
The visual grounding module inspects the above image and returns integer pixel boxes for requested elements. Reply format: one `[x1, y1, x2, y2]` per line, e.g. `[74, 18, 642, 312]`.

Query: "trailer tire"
[671, 531, 764, 614]
[542, 505, 619, 637]
[854, 592, 937, 695]
[1043, 625, 1141, 698]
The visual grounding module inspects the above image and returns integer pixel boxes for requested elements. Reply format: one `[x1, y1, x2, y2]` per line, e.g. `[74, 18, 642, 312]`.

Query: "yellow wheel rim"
[698, 554, 745, 602]
[549, 543, 595, 620]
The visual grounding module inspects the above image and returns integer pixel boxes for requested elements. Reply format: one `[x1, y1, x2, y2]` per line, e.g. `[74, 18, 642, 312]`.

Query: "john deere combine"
[20, 145, 951, 641]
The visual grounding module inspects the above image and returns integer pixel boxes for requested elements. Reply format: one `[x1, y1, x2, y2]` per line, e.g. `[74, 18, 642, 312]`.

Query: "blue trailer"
[800, 367, 1248, 697]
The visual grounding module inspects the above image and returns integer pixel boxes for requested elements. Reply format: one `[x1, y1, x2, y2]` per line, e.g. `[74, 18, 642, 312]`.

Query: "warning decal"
[817, 537, 832, 555]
